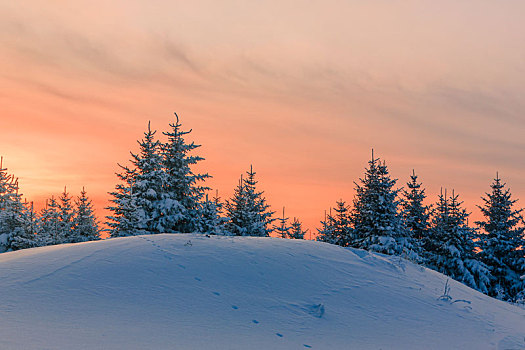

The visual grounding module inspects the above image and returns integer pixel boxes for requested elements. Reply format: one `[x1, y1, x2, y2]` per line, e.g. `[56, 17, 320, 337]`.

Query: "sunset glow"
[2, 1, 525, 233]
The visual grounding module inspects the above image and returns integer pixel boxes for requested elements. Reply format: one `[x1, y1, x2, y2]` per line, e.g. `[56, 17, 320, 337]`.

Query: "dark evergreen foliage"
[425, 189, 490, 293]
[401, 170, 430, 251]
[476, 174, 525, 301]
[351, 152, 415, 257]
[317, 200, 353, 246]
[289, 217, 306, 239]
[274, 207, 291, 238]
[225, 166, 275, 236]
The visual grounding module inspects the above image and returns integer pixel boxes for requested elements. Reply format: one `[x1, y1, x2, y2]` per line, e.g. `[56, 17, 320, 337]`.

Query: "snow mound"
[0, 234, 523, 349]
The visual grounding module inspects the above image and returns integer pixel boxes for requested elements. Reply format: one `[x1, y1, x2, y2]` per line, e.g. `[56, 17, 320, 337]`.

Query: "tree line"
[1, 114, 523, 304]
[0, 157, 100, 251]
[317, 152, 525, 303]
[105, 114, 306, 239]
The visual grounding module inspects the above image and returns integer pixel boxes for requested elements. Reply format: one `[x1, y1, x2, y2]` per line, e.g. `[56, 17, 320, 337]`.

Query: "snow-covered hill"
[0, 234, 523, 350]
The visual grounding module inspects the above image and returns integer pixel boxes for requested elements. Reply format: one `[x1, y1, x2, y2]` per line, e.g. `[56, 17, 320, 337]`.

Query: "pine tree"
[0, 157, 17, 251]
[194, 193, 227, 235]
[476, 174, 525, 301]
[160, 113, 210, 233]
[289, 217, 306, 239]
[317, 200, 353, 246]
[317, 209, 336, 244]
[5, 184, 36, 251]
[225, 166, 274, 236]
[273, 207, 291, 238]
[402, 170, 430, 240]
[107, 116, 210, 236]
[107, 167, 145, 237]
[401, 170, 430, 259]
[72, 187, 100, 242]
[425, 189, 490, 293]
[0, 159, 35, 251]
[107, 122, 165, 236]
[58, 187, 75, 243]
[37, 197, 61, 246]
[351, 152, 414, 257]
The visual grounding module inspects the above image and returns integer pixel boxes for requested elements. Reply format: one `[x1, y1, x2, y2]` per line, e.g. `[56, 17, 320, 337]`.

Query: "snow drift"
[0, 234, 523, 349]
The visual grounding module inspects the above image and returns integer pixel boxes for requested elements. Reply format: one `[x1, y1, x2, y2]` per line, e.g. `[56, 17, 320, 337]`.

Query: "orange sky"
[2, 1, 525, 235]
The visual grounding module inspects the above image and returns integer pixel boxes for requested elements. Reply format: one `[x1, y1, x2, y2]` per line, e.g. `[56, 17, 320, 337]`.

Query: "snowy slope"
[0, 234, 523, 350]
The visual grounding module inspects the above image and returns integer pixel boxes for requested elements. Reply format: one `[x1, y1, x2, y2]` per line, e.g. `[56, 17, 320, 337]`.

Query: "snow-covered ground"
[0, 234, 523, 350]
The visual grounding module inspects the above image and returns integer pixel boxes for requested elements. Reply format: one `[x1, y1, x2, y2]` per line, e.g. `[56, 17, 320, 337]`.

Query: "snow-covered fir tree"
[37, 197, 61, 246]
[401, 170, 430, 258]
[194, 193, 227, 235]
[0, 159, 35, 251]
[6, 199, 37, 251]
[425, 189, 491, 293]
[159, 113, 210, 233]
[476, 174, 525, 302]
[225, 166, 274, 236]
[106, 167, 146, 237]
[5, 188, 36, 251]
[317, 200, 353, 246]
[351, 152, 415, 257]
[107, 116, 209, 236]
[58, 187, 75, 243]
[72, 187, 100, 242]
[0, 157, 17, 251]
[273, 207, 291, 238]
[107, 122, 165, 236]
[289, 217, 306, 239]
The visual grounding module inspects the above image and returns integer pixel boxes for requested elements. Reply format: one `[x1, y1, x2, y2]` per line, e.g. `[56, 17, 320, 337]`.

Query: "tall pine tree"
[107, 115, 210, 236]
[160, 113, 210, 233]
[107, 122, 165, 236]
[425, 189, 490, 293]
[351, 152, 414, 257]
[401, 170, 430, 259]
[476, 174, 525, 301]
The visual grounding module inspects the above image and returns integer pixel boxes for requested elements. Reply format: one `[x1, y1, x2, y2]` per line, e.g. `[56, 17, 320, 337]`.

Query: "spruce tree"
[5, 184, 36, 251]
[273, 207, 291, 238]
[37, 197, 61, 246]
[317, 209, 336, 244]
[107, 122, 165, 236]
[58, 187, 75, 243]
[476, 174, 525, 301]
[194, 193, 226, 235]
[107, 167, 145, 237]
[402, 170, 430, 240]
[225, 166, 274, 236]
[0, 159, 35, 251]
[425, 189, 490, 293]
[160, 113, 210, 233]
[351, 152, 414, 257]
[0, 157, 17, 251]
[401, 170, 430, 259]
[72, 187, 101, 242]
[317, 200, 353, 246]
[289, 217, 306, 239]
